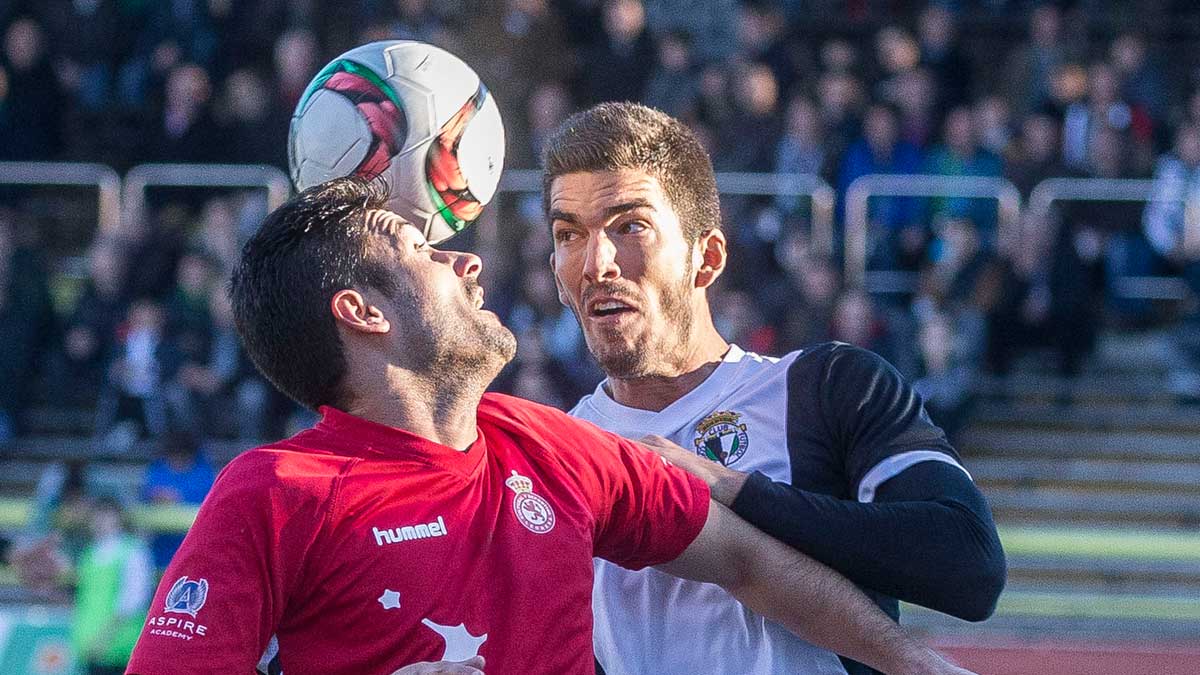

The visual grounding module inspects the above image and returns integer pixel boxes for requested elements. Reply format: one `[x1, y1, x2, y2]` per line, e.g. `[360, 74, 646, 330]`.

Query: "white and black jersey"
[573, 342, 989, 675]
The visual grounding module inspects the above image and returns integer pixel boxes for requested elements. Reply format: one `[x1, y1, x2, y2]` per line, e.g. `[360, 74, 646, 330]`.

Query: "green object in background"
[0, 498, 198, 534]
[0, 607, 77, 675]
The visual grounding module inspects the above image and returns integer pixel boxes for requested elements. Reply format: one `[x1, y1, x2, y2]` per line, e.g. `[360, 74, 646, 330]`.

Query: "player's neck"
[345, 369, 483, 451]
[606, 325, 729, 412]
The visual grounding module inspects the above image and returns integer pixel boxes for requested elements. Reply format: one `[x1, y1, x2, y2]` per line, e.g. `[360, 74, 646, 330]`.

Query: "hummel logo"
[373, 516, 448, 546]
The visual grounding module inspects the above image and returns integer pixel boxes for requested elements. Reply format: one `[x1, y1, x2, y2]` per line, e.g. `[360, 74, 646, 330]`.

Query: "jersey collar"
[311, 405, 486, 477]
[582, 344, 750, 437]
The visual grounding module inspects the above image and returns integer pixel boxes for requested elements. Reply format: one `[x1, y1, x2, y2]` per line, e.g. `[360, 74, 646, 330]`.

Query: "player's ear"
[694, 228, 727, 289]
[330, 289, 391, 334]
[549, 252, 571, 308]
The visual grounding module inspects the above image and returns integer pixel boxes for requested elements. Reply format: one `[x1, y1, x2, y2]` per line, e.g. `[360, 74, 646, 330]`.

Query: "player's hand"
[390, 655, 485, 675]
[638, 434, 749, 506]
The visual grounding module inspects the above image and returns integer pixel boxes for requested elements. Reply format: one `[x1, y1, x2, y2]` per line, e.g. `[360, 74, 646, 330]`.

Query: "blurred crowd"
[2, 0, 1200, 456]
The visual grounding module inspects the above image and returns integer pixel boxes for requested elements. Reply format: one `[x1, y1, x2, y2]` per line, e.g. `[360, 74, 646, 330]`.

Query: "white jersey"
[572, 344, 847, 675]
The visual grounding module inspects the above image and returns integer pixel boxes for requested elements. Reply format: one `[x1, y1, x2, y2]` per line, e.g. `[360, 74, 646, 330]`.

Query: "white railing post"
[843, 174, 1022, 289]
[122, 164, 291, 232]
[0, 162, 122, 233]
[1027, 177, 1200, 300]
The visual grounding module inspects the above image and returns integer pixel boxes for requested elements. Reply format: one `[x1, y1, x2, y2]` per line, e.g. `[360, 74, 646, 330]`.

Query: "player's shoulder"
[480, 392, 591, 434]
[213, 436, 354, 501]
[785, 341, 896, 383]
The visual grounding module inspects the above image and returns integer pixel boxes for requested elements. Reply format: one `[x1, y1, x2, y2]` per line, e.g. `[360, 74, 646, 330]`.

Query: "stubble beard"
[590, 272, 694, 381]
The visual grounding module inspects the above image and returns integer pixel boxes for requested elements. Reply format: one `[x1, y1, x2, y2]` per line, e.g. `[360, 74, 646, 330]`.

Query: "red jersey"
[126, 393, 709, 675]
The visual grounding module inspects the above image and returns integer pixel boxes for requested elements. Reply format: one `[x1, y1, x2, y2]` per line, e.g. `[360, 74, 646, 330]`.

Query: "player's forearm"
[730, 463, 1006, 621]
[727, 527, 947, 675]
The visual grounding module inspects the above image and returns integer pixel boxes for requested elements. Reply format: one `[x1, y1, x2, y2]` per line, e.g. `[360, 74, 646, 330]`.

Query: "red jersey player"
[126, 178, 973, 675]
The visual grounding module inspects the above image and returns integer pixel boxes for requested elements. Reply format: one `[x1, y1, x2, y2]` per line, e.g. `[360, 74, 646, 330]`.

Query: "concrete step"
[970, 457, 1200, 492]
[1006, 556, 1200, 590]
[973, 373, 1176, 404]
[960, 428, 1200, 462]
[984, 487, 1200, 527]
[969, 401, 1200, 433]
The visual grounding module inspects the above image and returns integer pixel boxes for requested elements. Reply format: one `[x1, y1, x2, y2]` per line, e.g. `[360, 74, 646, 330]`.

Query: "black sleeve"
[727, 343, 1005, 622]
[731, 460, 1006, 621]
[818, 344, 959, 492]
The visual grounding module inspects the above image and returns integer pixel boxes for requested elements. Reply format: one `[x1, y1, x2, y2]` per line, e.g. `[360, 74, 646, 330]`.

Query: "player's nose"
[451, 251, 483, 279]
[582, 232, 620, 283]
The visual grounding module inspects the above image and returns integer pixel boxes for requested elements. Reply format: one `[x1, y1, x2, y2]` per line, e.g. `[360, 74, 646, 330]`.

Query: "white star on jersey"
[421, 619, 487, 661]
[377, 589, 402, 610]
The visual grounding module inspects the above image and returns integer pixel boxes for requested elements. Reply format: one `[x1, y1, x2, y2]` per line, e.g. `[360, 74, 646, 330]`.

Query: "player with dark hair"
[544, 102, 1006, 675]
[125, 177, 973, 675]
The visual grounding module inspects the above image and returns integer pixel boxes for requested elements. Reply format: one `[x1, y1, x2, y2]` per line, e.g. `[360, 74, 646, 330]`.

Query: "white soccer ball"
[288, 40, 505, 244]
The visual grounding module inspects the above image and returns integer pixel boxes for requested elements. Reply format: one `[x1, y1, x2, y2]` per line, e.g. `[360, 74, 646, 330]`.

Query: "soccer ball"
[288, 40, 505, 244]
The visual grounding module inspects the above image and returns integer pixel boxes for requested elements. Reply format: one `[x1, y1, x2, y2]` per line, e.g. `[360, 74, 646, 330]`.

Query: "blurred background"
[1, 0, 1199, 673]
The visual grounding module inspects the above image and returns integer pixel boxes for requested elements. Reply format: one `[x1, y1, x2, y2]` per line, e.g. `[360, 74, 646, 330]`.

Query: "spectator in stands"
[63, 241, 130, 403]
[974, 95, 1013, 157]
[765, 234, 841, 352]
[917, 4, 972, 111]
[0, 211, 56, 441]
[1004, 110, 1064, 198]
[830, 288, 895, 363]
[838, 102, 924, 262]
[1141, 122, 1200, 397]
[142, 63, 222, 163]
[141, 430, 215, 568]
[169, 285, 272, 438]
[889, 67, 939, 150]
[215, 68, 289, 167]
[0, 17, 65, 160]
[1062, 62, 1152, 175]
[715, 62, 782, 172]
[815, 69, 865, 162]
[926, 105, 1003, 244]
[272, 28, 320, 110]
[1048, 127, 1135, 383]
[524, 81, 574, 169]
[1002, 3, 1080, 117]
[577, 0, 654, 105]
[643, 30, 699, 120]
[871, 26, 921, 110]
[70, 495, 152, 675]
[1109, 31, 1168, 126]
[95, 299, 180, 449]
[774, 96, 829, 218]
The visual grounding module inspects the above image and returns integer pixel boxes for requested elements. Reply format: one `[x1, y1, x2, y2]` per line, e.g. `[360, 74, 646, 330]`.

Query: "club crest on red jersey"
[164, 576, 208, 617]
[505, 470, 555, 534]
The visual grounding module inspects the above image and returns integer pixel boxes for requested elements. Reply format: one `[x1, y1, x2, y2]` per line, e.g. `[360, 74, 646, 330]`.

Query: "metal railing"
[121, 163, 291, 231]
[0, 161, 122, 233]
[1028, 178, 1197, 300]
[843, 174, 1022, 288]
[496, 169, 837, 257]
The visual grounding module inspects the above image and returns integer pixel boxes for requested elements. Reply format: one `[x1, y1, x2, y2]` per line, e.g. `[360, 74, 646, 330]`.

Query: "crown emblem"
[505, 470, 533, 494]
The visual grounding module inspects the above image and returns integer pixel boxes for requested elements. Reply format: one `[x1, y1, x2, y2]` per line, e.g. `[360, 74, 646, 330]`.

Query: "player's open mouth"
[587, 298, 637, 319]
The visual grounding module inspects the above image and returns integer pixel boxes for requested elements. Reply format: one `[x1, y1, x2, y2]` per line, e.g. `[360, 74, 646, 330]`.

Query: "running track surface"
[931, 637, 1200, 675]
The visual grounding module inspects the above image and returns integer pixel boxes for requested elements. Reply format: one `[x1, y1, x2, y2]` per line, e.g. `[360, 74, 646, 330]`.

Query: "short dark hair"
[541, 102, 720, 244]
[230, 177, 396, 411]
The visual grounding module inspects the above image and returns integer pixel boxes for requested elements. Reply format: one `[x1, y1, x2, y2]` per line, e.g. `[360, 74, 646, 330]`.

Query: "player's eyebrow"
[603, 199, 655, 219]
[550, 199, 655, 225]
[548, 208, 577, 224]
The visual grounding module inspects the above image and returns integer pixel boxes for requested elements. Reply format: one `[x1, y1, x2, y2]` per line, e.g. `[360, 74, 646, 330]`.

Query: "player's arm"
[657, 500, 973, 675]
[642, 345, 1006, 621]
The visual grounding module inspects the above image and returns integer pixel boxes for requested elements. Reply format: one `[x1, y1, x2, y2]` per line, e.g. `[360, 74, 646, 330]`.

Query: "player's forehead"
[549, 169, 671, 223]
[365, 208, 424, 245]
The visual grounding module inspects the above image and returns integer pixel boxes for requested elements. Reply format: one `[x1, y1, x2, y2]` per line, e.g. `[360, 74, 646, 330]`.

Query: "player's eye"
[553, 228, 580, 243]
[617, 220, 647, 235]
